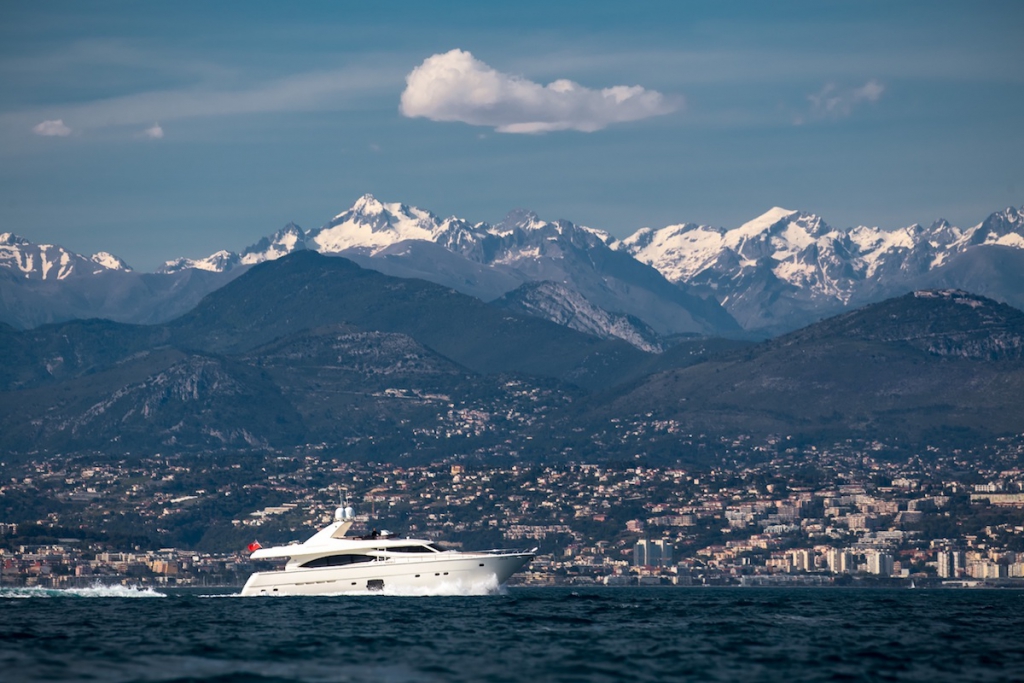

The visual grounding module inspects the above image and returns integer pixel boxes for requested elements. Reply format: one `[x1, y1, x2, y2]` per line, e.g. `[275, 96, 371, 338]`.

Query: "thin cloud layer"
[807, 80, 885, 120]
[6, 63, 401, 141]
[399, 49, 679, 133]
[32, 119, 72, 136]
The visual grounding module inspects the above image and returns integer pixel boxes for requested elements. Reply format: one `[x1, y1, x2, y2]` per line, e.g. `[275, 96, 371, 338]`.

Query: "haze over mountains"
[2, 197, 1023, 347]
[1, 247, 1022, 459]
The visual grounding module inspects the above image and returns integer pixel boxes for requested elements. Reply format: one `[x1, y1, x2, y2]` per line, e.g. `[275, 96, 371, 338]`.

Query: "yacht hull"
[240, 551, 533, 596]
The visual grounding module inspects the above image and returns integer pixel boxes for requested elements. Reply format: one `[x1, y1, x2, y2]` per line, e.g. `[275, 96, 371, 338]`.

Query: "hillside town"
[3, 436, 1024, 590]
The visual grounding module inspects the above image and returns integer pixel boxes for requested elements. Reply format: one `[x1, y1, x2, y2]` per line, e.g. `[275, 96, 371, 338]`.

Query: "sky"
[1, 1, 1022, 272]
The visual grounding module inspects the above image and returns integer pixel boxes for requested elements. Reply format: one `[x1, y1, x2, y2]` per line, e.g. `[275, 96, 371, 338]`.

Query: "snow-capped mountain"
[311, 195, 448, 253]
[159, 194, 739, 344]
[0, 232, 131, 280]
[160, 223, 306, 274]
[6, 197, 1024, 339]
[0, 233, 240, 330]
[616, 205, 1024, 333]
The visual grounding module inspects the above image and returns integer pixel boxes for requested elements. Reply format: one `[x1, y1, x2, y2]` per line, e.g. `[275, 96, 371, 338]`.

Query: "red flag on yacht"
[247, 541, 262, 552]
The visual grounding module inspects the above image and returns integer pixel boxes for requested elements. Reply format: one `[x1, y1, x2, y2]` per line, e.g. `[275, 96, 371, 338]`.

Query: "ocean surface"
[2, 584, 1023, 682]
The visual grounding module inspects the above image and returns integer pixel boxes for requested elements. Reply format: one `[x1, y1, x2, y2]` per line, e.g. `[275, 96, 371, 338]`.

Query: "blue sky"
[1, 1, 1022, 271]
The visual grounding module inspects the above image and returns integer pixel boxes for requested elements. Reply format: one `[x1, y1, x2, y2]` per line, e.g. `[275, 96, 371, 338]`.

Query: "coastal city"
[3, 437, 1024, 590]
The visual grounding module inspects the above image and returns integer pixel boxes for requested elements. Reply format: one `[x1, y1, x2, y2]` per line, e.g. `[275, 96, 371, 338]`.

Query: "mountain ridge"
[2, 281, 1022, 459]
[3, 198, 1023, 339]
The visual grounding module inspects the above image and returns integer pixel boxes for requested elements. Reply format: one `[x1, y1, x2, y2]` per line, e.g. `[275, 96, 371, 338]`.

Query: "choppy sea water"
[2, 585, 1023, 682]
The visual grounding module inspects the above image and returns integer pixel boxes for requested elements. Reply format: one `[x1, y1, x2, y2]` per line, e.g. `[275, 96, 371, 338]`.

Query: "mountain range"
[618, 205, 1024, 333]
[1, 246, 1022, 459]
[2, 197, 1023, 346]
[0, 232, 239, 329]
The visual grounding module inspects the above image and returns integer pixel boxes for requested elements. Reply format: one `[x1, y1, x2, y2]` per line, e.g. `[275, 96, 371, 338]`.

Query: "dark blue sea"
[2, 585, 1023, 682]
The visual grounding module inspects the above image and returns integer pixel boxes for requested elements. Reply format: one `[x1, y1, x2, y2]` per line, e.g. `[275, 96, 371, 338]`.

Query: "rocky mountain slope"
[493, 281, 664, 353]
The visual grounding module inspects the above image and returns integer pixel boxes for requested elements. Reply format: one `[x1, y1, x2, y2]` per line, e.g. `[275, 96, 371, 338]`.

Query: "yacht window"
[300, 554, 375, 568]
[386, 544, 441, 553]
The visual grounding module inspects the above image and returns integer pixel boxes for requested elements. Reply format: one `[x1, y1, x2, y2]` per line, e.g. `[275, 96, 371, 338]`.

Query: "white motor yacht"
[240, 506, 535, 596]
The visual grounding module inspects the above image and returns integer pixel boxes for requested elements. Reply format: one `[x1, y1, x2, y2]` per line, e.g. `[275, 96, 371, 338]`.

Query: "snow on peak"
[616, 227, 654, 250]
[160, 250, 240, 274]
[1, 233, 132, 280]
[239, 223, 307, 266]
[314, 196, 441, 254]
[720, 208, 831, 263]
[1, 232, 32, 247]
[494, 209, 544, 233]
[618, 222, 726, 282]
[351, 193, 385, 216]
[730, 207, 798, 240]
[576, 223, 613, 244]
[90, 252, 132, 272]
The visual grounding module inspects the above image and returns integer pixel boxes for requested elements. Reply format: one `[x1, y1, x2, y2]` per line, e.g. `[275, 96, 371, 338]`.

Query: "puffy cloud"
[32, 119, 72, 136]
[806, 80, 885, 120]
[399, 49, 679, 134]
[141, 123, 164, 139]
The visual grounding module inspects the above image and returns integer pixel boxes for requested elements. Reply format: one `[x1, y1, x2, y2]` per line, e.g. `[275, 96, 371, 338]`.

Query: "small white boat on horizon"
[240, 506, 535, 596]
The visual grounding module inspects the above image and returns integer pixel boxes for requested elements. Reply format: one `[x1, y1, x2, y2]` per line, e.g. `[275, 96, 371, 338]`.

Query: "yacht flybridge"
[240, 506, 536, 596]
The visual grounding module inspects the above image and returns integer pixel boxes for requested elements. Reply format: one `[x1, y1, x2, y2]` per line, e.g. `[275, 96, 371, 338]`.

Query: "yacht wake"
[0, 583, 166, 599]
[380, 574, 505, 597]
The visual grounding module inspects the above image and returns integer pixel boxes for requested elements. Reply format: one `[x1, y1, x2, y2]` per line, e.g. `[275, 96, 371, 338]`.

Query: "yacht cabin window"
[300, 554, 376, 568]
[385, 544, 442, 553]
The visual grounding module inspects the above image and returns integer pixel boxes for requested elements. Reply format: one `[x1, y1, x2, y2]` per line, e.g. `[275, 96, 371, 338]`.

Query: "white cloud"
[807, 80, 885, 120]
[32, 119, 72, 136]
[141, 123, 164, 139]
[399, 49, 679, 134]
[5, 63, 401, 138]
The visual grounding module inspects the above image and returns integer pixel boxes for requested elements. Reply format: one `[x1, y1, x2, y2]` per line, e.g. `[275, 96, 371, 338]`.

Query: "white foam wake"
[0, 583, 166, 599]
[380, 574, 505, 597]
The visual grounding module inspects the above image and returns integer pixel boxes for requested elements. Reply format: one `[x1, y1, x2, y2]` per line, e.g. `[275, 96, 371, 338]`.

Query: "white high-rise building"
[634, 539, 674, 567]
[788, 549, 812, 572]
[866, 551, 895, 576]
[937, 550, 953, 578]
[826, 548, 855, 574]
[937, 549, 965, 578]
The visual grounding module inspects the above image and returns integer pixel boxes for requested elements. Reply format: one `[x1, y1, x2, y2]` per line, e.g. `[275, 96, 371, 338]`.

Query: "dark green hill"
[0, 348, 306, 452]
[4, 262, 1022, 460]
[0, 318, 168, 391]
[601, 290, 1024, 442]
[0, 253, 633, 457]
[167, 250, 650, 389]
[779, 289, 1024, 359]
[240, 324, 477, 443]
